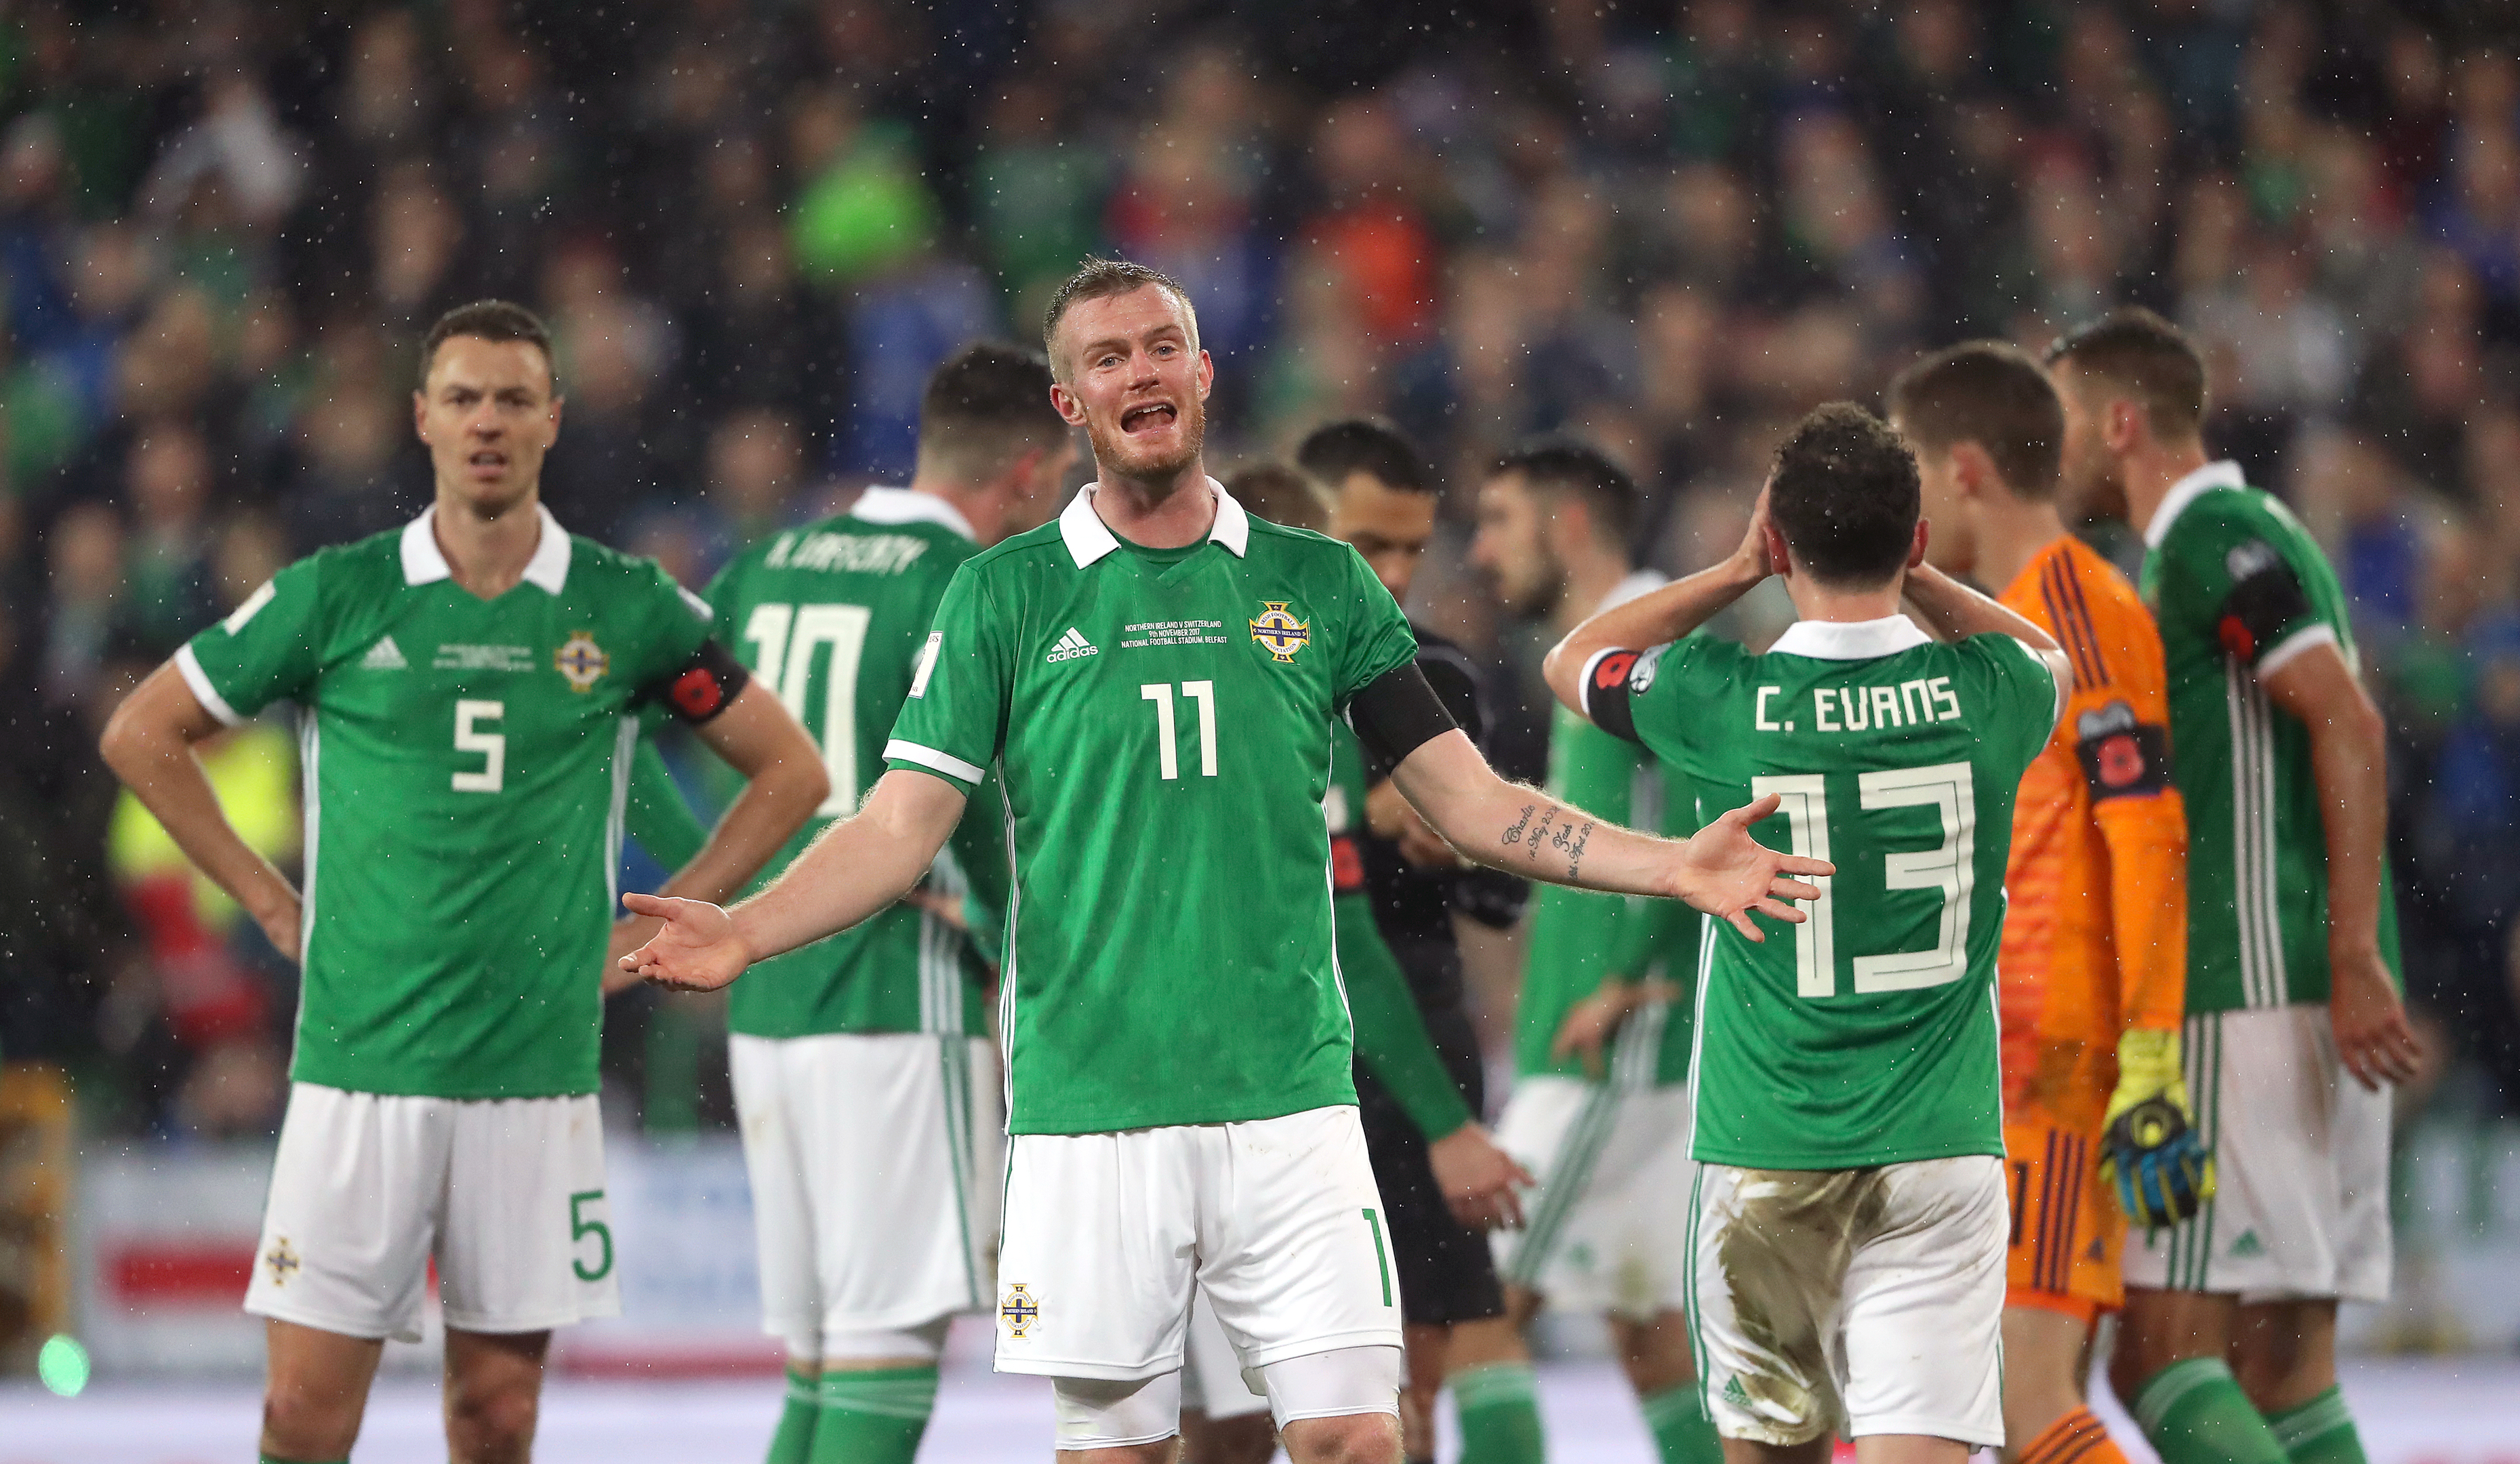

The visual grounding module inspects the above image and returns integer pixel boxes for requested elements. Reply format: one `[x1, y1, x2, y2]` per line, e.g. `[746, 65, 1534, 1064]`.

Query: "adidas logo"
[2229, 1229, 2264, 1259]
[1722, 1377, 1751, 1407]
[361, 635, 407, 670]
[1045, 627, 1098, 664]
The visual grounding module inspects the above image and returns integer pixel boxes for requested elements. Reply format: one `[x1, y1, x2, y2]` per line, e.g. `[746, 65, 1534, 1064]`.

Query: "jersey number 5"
[452, 699, 504, 793]
[744, 603, 873, 817]
[1749, 762, 1976, 998]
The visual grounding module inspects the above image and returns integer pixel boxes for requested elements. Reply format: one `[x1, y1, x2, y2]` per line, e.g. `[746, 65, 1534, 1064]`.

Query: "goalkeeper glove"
[2100, 1028, 2215, 1229]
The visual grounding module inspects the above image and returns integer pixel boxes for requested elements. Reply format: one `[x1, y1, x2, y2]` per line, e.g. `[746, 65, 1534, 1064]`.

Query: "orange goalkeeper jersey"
[1998, 536, 2189, 1124]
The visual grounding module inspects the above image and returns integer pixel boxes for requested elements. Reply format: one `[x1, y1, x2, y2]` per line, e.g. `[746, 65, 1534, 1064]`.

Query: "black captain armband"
[638, 638, 751, 725]
[1349, 664, 1459, 768]
[2073, 699, 2172, 802]
[2215, 540, 2314, 664]
[1577, 645, 1657, 745]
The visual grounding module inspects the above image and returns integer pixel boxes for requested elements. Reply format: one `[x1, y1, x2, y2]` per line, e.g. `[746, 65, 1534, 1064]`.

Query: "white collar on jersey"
[1768, 615, 1933, 660]
[2144, 460, 2247, 550]
[1057, 478, 1250, 567]
[849, 484, 977, 542]
[400, 503, 572, 593]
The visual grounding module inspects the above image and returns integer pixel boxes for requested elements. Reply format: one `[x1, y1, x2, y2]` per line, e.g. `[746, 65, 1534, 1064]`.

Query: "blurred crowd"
[3, 0, 2519, 1140]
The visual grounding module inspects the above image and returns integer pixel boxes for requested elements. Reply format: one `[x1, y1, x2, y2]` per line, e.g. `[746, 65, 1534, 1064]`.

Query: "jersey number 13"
[1751, 762, 1976, 998]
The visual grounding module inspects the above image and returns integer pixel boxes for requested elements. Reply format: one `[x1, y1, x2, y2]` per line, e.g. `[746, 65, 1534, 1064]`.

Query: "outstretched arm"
[1388, 731, 1827, 940]
[101, 663, 303, 958]
[620, 767, 967, 990]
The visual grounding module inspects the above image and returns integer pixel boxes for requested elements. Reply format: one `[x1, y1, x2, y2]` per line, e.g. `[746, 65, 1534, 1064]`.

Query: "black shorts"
[1353, 1000, 1505, 1326]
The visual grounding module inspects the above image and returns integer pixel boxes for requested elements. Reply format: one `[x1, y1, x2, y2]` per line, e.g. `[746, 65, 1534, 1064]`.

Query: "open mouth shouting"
[466, 447, 510, 479]
[1120, 401, 1178, 436]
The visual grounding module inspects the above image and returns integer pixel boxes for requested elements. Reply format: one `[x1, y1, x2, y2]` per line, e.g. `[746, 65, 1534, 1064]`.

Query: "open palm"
[618, 893, 751, 992]
[1677, 792, 1831, 939]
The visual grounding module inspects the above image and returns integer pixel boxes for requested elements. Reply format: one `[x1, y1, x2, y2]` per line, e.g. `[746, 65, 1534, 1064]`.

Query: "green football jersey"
[1514, 703, 1698, 1088]
[176, 506, 714, 1099]
[1585, 616, 2058, 1169]
[710, 487, 1001, 1040]
[883, 485, 1419, 1135]
[2138, 462, 2403, 1012]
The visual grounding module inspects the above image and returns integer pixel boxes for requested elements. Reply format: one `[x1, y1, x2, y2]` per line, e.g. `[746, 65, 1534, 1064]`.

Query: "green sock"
[1452, 1361, 1547, 1464]
[2132, 1357, 2288, 1464]
[809, 1364, 938, 1464]
[1637, 1384, 1722, 1464]
[766, 1365, 817, 1464]
[2266, 1385, 2367, 1464]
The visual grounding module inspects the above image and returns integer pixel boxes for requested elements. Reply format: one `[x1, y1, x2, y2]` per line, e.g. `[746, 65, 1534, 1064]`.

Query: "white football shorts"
[993, 1103, 1404, 1382]
[730, 1031, 1002, 1358]
[2122, 1004, 2392, 1303]
[243, 1082, 618, 1342]
[1490, 1076, 1696, 1320]
[1690, 1155, 2006, 1448]
[1181, 1287, 1272, 1421]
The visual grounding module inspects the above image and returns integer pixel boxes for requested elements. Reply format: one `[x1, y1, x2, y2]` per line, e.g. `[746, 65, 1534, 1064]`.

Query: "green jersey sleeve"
[1609, 887, 1699, 981]
[1610, 636, 1745, 759]
[176, 556, 332, 724]
[618, 559, 718, 696]
[2157, 498, 2342, 672]
[626, 724, 710, 872]
[1332, 546, 1420, 707]
[882, 562, 1009, 792]
[1340, 890, 1476, 1139]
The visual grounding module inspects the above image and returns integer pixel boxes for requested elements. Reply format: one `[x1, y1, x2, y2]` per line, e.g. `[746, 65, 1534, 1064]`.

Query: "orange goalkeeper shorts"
[2004, 1116, 2123, 1322]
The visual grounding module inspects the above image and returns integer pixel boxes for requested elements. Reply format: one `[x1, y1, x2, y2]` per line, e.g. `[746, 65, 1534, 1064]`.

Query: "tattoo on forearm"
[1525, 809, 1558, 859]
[1501, 796, 1593, 878]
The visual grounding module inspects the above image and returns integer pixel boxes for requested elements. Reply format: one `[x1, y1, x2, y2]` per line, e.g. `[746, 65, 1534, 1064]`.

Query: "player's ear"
[412, 388, 430, 443]
[1909, 518, 1930, 569]
[994, 443, 1047, 502]
[2104, 397, 2142, 454]
[1194, 348, 1214, 401]
[1049, 379, 1089, 426]
[1951, 441, 1991, 501]
[1762, 518, 1793, 580]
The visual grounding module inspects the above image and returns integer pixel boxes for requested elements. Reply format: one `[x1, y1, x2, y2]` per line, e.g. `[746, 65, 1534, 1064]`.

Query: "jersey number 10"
[1749, 761, 1976, 998]
[744, 603, 872, 818]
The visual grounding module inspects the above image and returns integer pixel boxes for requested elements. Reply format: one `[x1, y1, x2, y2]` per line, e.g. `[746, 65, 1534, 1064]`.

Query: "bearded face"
[1051, 285, 1211, 492]
[2050, 365, 2132, 525]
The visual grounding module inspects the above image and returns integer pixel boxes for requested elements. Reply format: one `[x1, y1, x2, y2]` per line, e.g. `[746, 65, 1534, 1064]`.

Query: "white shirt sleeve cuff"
[2254, 623, 2340, 678]
[882, 739, 985, 785]
[174, 644, 246, 727]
